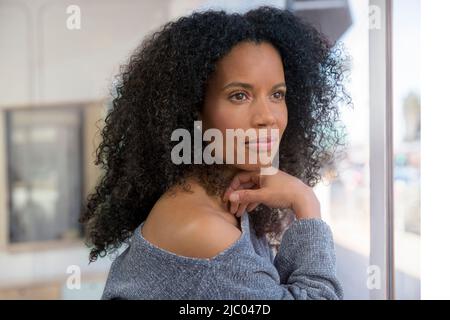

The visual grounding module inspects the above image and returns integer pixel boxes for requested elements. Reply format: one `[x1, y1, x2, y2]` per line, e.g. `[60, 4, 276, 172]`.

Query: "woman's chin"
[232, 162, 275, 172]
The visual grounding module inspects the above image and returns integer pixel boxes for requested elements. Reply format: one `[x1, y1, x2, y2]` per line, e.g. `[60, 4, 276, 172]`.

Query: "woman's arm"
[215, 168, 343, 299]
[197, 216, 343, 300]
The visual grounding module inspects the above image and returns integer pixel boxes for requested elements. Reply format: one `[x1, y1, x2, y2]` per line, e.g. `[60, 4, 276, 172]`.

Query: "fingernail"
[229, 193, 239, 202]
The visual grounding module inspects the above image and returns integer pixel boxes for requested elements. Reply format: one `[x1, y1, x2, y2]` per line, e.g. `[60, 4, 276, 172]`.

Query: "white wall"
[0, 0, 173, 106]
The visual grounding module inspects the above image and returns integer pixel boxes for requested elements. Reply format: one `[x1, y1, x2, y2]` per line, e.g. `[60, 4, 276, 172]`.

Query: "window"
[317, 0, 420, 299]
[6, 107, 84, 244]
[393, 0, 420, 299]
[314, 0, 371, 300]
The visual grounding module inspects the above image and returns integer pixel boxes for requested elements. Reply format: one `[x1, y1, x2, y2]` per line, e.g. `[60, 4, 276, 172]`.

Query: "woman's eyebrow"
[222, 82, 253, 91]
[222, 82, 286, 91]
[272, 82, 287, 90]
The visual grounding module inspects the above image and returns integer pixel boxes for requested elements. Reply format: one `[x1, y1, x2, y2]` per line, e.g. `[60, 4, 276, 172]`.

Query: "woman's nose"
[252, 100, 277, 128]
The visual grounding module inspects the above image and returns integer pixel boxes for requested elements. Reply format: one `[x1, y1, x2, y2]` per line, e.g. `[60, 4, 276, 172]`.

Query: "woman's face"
[201, 41, 288, 171]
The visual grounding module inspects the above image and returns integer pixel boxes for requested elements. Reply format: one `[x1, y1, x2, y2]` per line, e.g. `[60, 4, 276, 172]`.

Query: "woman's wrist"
[290, 186, 322, 220]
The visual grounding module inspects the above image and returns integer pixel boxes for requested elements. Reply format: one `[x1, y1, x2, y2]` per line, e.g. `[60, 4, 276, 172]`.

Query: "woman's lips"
[245, 138, 276, 152]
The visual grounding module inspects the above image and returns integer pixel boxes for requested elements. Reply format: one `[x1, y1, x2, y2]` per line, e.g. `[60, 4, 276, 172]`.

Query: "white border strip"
[421, 0, 450, 300]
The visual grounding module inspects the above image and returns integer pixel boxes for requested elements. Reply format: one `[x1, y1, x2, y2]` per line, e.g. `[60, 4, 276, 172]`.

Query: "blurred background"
[0, 0, 420, 299]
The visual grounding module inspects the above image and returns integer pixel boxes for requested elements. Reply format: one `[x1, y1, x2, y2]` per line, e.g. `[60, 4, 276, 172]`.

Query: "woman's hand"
[222, 168, 321, 220]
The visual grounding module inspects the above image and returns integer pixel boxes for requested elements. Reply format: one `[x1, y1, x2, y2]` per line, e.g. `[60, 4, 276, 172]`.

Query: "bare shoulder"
[142, 206, 242, 259]
[180, 212, 242, 259]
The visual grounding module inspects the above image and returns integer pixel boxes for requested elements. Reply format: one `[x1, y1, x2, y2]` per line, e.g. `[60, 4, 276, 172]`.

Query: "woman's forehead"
[210, 42, 285, 87]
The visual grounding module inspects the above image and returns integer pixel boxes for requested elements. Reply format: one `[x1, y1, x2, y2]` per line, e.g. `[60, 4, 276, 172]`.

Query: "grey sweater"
[101, 211, 343, 300]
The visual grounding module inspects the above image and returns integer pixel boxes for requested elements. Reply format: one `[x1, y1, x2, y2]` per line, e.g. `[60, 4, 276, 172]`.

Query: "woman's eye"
[229, 92, 248, 102]
[272, 91, 286, 100]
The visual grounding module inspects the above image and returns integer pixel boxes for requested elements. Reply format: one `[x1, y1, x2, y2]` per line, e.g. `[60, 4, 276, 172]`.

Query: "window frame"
[369, 0, 395, 300]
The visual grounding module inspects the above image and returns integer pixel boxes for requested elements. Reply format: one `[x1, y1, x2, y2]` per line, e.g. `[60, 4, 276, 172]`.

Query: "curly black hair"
[80, 6, 351, 262]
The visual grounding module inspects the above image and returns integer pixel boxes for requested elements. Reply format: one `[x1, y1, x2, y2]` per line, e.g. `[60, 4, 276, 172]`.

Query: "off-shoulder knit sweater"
[101, 211, 343, 300]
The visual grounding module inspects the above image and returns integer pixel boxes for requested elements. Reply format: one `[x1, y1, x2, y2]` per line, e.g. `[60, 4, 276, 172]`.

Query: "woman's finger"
[247, 202, 260, 212]
[229, 188, 267, 205]
[223, 181, 256, 203]
[227, 182, 252, 214]
[235, 202, 248, 217]
[229, 200, 239, 215]
[222, 171, 261, 202]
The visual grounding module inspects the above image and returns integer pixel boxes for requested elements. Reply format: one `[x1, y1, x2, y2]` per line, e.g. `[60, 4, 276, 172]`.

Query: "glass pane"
[315, 0, 371, 299]
[392, 0, 421, 299]
[7, 108, 83, 243]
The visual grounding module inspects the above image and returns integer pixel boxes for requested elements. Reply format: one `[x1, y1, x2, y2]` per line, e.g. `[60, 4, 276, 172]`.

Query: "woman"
[80, 6, 350, 299]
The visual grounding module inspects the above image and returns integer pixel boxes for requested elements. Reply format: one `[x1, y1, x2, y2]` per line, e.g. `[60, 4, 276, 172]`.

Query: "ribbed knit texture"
[101, 211, 343, 300]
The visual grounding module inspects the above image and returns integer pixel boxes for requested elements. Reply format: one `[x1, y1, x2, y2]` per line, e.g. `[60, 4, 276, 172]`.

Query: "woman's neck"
[166, 165, 240, 214]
